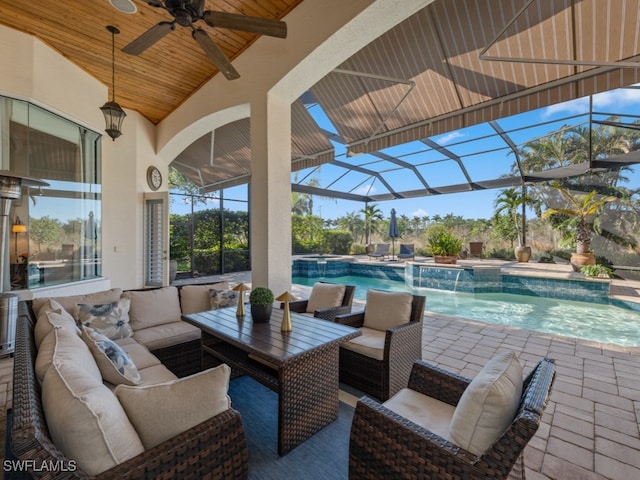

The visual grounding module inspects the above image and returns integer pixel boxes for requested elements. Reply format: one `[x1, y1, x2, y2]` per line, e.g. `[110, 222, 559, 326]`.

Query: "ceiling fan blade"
[144, 0, 164, 6]
[122, 21, 175, 55]
[203, 11, 287, 38]
[192, 29, 240, 80]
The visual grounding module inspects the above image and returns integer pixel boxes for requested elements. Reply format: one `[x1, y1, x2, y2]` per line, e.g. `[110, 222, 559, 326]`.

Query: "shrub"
[580, 264, 613, 279]
[322, 230, 353, 254]
[249, 287, 274, 305]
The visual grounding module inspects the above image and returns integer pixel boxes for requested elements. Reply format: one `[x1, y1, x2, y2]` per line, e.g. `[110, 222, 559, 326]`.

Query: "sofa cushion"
[179, 282, 229, 314]
[306, 283, 346, 314]
[81, 327, 142, 386]
[449, 351, 523, 456]
[116, 364, 231, 449]
[363, 290, 413, 331]
[41, 329, 145, 475]
[133, 321, 201, 351]
[124, 286, 182, 330]
[135, 364, 179, 386]
[115, 338, 162, 370]
[35, 313, 99, 383]
[76, 297, 133, 339]
[383, 387, 456, 441]
[341, 327, 386, 360]
[34, 300, 79, 349]
[32, 288, 123, 319]
[209, 288, 238, 310]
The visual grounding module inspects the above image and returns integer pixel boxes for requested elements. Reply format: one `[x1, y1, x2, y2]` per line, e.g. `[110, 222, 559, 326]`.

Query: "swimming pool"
[293, 275, 640, 347]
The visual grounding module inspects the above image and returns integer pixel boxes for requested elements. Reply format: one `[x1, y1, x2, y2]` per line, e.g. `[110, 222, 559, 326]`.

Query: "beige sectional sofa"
[8, 283, 249, 479]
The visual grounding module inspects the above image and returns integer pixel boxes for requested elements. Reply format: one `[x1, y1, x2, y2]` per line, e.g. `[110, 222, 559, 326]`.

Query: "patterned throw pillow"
[81, 327, 142, 386]
[209, 289, 238, 310]
[76, 298, 133, 339]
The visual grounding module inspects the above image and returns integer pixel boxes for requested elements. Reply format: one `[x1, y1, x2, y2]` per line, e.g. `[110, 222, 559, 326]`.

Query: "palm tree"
[541, 182, 617, 255]
[361, 204, 383, 246]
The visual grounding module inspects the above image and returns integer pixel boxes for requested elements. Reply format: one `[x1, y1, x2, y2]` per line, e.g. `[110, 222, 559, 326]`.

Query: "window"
[1, 96, 102, 290]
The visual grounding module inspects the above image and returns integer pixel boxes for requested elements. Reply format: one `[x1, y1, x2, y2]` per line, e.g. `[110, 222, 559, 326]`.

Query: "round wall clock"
[147, 166, 162, 191]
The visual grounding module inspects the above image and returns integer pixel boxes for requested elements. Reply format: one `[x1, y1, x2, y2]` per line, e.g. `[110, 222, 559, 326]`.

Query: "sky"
[169, 85, 640, 222]
[305, 86, 640, 221]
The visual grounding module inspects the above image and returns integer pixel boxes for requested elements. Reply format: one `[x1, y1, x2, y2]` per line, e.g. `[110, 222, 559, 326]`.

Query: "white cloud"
[434, 131, 464, 145]
[355, 184, 376, 195]
[411, 208, 428, 217]
[542, 85, 640, 118]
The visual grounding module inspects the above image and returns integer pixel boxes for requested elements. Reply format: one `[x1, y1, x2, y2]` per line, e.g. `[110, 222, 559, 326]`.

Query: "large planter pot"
[570, 252, 595, 272]
[514, 246, 532, 263]
[434, 255, 457, 265]
[251, 304, 273, 323]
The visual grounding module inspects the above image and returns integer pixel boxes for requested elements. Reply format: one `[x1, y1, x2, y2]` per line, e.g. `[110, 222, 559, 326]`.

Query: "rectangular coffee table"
[182, 306, 361, 455]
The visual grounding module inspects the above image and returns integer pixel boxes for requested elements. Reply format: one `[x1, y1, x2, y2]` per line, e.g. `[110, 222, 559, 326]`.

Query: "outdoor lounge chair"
[282, 281, 356, 321]
[349, 355, 556, 480]
[367, 243, 390, 260]
[396, 243, 415, 261]
[336, 289, 425, 401]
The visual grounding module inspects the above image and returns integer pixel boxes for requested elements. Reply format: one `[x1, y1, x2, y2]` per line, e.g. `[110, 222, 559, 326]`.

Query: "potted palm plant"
[541, 183, 617, 271]
[494, 186, 538, 262]
[249, 286, 275, 323]
[427, 229, 463, 264]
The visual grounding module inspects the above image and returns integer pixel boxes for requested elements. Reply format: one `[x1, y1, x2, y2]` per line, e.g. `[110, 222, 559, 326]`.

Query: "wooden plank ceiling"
[0, 0, 303, 124]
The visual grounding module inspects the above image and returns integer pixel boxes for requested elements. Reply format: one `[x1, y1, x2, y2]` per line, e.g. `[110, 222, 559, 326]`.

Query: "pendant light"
[100, 25, 126, 141]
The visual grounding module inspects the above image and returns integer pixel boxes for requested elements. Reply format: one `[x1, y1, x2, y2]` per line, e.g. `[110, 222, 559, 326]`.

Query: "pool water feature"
[292, 274, 640, 347]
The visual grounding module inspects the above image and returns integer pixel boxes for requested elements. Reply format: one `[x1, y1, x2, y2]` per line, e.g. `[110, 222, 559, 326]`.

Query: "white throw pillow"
[362, 289, 413, 331]
[449, 351, 523, 456]
[209, 288, 239, 309]
[41, 329, 144, 475]
[76, 297, 133, 339]
[115, 364, 232, 449]
[81, 327, 142, 386]
[306, 283, 346, 314]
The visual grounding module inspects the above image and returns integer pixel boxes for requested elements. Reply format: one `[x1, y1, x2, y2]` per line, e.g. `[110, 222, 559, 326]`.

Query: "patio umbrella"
[388, 208, 399, 261]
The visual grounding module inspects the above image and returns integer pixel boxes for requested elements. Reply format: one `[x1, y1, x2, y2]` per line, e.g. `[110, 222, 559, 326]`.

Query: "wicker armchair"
[349, 358, 556, 480]
[335, 291, 425, 401]
[283, 282, 356, 321]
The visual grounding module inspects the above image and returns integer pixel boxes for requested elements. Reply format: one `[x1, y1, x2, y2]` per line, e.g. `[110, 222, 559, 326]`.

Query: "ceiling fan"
[122, 0, 287, 80]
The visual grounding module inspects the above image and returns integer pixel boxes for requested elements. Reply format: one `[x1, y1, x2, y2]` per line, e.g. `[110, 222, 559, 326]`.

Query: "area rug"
[228, 375, 354, 480]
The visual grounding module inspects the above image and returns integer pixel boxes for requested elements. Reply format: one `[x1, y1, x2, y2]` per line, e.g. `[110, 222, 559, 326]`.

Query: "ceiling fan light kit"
[123, 0, 287, 80]
[100, 25, 126, 141]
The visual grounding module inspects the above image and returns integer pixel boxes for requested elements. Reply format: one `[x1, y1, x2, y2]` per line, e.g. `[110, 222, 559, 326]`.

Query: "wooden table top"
[183, 306, 361, 365]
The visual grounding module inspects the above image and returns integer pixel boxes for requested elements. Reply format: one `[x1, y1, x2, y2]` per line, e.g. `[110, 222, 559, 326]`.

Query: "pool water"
[293, 275, 640, 347]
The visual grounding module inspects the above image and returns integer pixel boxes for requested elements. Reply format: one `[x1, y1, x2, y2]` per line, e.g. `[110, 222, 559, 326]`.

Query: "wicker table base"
[183, 307, 360, 455]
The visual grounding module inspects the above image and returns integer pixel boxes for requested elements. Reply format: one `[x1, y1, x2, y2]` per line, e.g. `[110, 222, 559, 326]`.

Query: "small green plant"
[427, 230, 463, 257]
[580, 264, 613, 279]
[249, 286, 274, 305]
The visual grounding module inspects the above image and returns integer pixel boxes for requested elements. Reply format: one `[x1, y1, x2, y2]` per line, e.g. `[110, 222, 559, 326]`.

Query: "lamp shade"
[100, 101, 126, 140]
[12, 216, 27, 234]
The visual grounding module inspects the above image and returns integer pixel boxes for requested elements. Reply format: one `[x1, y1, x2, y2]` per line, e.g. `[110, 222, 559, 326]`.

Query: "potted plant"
[541, 183, 617, 271]
[494, 186, 538, 262]
[249, 286, 275, 323]
[427, 229, 463, 264]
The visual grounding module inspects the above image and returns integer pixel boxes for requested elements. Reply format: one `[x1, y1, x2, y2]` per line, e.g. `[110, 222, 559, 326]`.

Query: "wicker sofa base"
[150, 339, 202, 378]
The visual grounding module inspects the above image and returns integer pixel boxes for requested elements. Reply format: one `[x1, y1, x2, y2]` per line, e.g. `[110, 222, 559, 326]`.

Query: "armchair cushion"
[383, 387, 456, 440]
[306, 282, 346, 313]
[115, 364, 231, 449]
[341, 327, 386, 360]
[449, 351, 523, 456]
[363, 290, 413, 331]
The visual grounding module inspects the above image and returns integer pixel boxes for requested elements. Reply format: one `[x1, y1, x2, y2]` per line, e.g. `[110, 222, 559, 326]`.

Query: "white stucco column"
[249, 93, 292, 294]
